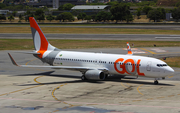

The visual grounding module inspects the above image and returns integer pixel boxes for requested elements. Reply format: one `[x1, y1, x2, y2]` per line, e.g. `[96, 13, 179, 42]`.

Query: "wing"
[8, 53, 108, 72]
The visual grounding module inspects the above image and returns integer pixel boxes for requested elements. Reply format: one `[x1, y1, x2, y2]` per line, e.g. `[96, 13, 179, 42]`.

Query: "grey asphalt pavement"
[1, 33, 180, 41]
[1, 47, 180, 113]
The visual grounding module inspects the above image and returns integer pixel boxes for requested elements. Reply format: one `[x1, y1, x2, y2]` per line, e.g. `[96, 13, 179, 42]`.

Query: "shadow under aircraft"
[14, 71, 174, 86]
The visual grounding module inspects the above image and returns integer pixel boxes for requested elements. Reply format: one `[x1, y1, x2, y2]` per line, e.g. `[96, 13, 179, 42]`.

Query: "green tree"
[77, 13, 82, 20]
[58, 5, 63, 11]
[126, 13, 133, 23]
[142, 6, 153, 15]
[95, 12, 103, 22]
[25, 6, 30, 10]
[106, 12, 112, 21]
[35, 8, 45, 22]
[175, 1, 180, 7]
[95, 11, 112, 22]
[91, 14, 96, 21]
[106, 1, 118, 5]
[18, 14, 23, 22]
[0, 14, 6, 21]
[46, 14, 54, 22]
[12, 11, 17, 17]
[147, 9, 161, 22]
[85, 15, 91, 23]
[8, 15, 14, 22]
[110, 3, 131, 23]
[171, 8, 180, 22]
[55, 14, 62, 22]
[24, 10, 34, 22]
[77, 13, 86, 21]
[14, 5, 23, 10]
[157, 7, 166, 20]
[137, 8, 141, 19]
[0, 3, 6, 9]
[110, 15, 115, 22]
[61, 12, 74, 22]
[63, 3, 74, 10]
[3, 5, 24, 11]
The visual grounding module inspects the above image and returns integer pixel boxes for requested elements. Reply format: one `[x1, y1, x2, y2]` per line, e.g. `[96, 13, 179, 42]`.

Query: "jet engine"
[84, 70, 105, 80]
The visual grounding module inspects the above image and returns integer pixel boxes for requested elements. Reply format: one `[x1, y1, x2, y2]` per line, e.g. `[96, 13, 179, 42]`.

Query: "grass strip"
[0, 27, 180, 34]
[162, 57, 180, 68]
[1, 39, 180, 50]
[2, 39, 180, 68]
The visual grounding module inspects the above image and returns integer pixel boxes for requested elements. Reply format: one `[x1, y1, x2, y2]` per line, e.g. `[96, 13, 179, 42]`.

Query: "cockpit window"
[157, 64, 167, 67]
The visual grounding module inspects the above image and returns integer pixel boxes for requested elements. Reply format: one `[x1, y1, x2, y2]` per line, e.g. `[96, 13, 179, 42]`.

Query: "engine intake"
[85, 70, 105, 80]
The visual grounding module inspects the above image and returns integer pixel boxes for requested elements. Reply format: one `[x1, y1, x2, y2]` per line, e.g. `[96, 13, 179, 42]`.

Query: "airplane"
[8, 17, 174, 85]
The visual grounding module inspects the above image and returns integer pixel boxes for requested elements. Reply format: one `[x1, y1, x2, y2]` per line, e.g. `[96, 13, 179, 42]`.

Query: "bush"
[0, 14, 6, 21]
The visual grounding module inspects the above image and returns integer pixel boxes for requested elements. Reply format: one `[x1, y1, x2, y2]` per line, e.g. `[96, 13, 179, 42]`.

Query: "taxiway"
[1, 47, 180, 113]
[1, 33, 180, 41]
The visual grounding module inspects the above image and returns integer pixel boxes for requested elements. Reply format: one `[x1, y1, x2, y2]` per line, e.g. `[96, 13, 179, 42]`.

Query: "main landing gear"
[154, 80, 159, 85]
[81, 75, 87, 80]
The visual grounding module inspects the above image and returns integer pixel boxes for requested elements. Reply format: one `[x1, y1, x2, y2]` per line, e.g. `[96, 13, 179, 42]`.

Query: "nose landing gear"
[154, 78, 159, 85]
[154, 80, 159, 85]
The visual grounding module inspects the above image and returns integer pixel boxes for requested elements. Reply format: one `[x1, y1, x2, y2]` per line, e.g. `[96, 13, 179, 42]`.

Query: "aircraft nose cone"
[166, 67, 174, 74]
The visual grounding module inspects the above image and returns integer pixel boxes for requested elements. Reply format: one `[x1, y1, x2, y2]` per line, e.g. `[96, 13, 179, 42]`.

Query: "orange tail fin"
[29, 17, 57, 58]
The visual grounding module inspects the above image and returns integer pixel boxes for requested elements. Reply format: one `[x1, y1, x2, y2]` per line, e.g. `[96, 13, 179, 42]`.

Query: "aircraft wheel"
[154, 80, 158, 85]
[81, 75, 87, 80]
[105, 74, 108, 79]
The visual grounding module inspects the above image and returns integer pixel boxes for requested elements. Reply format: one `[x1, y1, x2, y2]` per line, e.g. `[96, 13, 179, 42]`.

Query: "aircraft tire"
[81, 75, 87, 80]
[154, 80, 159, 85]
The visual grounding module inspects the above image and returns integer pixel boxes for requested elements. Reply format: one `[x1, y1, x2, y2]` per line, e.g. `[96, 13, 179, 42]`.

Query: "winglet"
[127, 42, 133, 55]
[8, 53, 20, 66]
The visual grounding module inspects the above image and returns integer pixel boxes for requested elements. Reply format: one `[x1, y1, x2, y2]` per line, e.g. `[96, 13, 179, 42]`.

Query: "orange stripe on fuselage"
[29, 17, 48, 58]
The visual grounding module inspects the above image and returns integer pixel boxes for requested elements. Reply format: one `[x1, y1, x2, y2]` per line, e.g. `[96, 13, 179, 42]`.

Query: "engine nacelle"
[85, 70, 105, 80]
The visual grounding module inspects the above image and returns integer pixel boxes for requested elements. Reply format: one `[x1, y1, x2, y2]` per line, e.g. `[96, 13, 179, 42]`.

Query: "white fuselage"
[51, 51, 174, 78]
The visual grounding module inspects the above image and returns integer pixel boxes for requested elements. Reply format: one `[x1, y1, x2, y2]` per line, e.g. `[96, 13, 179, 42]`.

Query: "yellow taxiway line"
[137, 84, 144, 95]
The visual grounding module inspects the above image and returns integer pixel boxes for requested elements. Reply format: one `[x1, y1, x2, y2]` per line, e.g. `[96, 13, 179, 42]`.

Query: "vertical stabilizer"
[29, 17, 58, 58]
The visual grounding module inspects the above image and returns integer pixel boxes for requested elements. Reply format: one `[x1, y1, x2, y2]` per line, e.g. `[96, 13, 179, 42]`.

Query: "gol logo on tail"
[114, 58, 145, 76]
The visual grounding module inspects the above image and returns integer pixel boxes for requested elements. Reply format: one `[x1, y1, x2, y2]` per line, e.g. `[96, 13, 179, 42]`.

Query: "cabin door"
[146, 61, 152, 71]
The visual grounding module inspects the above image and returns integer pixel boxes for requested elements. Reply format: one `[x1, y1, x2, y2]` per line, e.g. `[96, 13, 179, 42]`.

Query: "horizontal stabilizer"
[13, 51, 40, 54]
